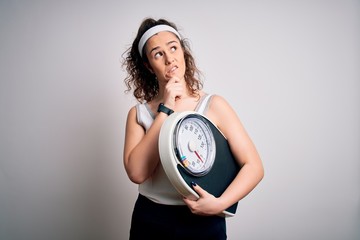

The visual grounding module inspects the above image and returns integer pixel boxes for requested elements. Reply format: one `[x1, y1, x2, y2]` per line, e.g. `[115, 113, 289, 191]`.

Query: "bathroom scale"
[158, 111, 241, 217]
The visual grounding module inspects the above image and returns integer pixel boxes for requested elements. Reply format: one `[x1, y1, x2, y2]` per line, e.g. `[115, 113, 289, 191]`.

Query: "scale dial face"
[174, 115, 216, 176]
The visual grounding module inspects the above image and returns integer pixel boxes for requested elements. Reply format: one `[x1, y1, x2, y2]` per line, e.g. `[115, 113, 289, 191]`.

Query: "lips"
[165, 65, 178, 78]
[167, 65, 178, 74]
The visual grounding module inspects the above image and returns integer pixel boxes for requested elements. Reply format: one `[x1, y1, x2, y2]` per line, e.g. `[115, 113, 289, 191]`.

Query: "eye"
[170, 46, 177, 52]
[154, 52, 163, 59]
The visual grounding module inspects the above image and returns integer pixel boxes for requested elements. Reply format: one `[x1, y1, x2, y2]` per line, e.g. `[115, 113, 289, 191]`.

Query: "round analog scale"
[173, 113, 216, 176]
[158, 111, 241, 217]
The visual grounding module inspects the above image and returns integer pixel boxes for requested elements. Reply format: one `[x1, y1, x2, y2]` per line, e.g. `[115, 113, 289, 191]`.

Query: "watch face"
[174, 114, 216, 176]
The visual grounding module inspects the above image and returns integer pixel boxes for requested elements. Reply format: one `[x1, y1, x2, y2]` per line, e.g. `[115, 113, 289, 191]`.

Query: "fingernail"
[191, 181, 197, 186]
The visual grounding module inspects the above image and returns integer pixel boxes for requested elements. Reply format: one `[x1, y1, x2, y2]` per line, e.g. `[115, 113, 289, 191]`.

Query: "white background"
[1, 1, 359, 239]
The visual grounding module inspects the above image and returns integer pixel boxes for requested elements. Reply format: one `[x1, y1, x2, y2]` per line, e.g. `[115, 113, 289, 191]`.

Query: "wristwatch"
[157, 103, 174, 115]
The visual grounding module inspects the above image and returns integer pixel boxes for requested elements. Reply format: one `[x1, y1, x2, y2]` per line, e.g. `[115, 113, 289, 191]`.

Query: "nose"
[165, 52, 174, 65]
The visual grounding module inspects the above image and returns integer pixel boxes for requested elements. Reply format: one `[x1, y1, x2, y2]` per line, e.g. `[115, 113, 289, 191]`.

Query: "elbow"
[258, 162, 265, 181]
[247, 159, 264, 183]
[124, 155, 149, 184]
[125, 167, 148, 184]
[128, 173, 147, 184]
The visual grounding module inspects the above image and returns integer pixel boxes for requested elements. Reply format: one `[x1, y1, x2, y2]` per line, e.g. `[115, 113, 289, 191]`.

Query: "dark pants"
[129, 194, 227, 240]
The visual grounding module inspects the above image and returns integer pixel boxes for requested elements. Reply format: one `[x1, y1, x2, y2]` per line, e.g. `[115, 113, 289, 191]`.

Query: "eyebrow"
[149, 40, 179, 55]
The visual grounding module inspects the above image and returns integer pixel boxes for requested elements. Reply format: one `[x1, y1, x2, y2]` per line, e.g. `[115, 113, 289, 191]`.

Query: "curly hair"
[122, 18, 203, 103]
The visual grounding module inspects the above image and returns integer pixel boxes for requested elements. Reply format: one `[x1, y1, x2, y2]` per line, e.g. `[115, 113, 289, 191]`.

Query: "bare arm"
[123, 77, 185, 184]
[123, 106, 168, 184]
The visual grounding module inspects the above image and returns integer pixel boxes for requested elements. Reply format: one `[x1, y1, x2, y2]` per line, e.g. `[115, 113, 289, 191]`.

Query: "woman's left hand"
[183, 183, 224, 216]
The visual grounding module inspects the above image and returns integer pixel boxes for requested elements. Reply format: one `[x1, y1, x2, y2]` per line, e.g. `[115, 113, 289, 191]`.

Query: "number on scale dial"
[174, 115, 216, 176]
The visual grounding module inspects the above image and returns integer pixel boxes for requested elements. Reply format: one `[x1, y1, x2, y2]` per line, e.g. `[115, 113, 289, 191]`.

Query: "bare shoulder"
[207, 95, 237, 124]
[125, 105, 141, 129]
[206, 95, 246, 140]
[125, 105, 146, 139]
[127, 105, 137, 120]
[209, 94, 230, 108]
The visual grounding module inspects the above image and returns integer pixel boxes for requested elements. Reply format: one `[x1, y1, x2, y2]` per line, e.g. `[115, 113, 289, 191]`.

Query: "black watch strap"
[157, 103, 174, 115]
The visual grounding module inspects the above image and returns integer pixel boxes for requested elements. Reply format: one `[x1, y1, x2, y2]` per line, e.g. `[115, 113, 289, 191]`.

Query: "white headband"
[138, 25, 181, 57]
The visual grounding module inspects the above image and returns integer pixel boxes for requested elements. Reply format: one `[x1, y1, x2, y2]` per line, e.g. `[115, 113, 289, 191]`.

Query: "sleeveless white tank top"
[135, 94, 214, 205]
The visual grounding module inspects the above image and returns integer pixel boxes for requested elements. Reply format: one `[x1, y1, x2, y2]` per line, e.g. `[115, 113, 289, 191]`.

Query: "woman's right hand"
[163, 76, 184, 110]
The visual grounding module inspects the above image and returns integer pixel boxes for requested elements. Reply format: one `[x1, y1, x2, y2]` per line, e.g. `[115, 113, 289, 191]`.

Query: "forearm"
[125, 112, 168, 183]
[218, 161, 264, 211]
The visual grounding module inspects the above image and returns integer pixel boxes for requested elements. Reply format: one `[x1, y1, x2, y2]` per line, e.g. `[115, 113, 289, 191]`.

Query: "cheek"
[180, 57, 186, 69]
[179, 53, 186, 65]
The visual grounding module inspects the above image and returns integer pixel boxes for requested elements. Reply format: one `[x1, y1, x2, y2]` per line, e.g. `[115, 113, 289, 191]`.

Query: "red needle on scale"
[194, 151, 203, 162]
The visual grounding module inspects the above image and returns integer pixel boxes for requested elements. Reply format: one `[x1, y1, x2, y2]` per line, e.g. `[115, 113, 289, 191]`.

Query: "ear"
[144, 62, 154, 74]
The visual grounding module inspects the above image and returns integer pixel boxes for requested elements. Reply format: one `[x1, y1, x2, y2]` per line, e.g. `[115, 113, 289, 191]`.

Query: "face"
[144, 31, 186, 83]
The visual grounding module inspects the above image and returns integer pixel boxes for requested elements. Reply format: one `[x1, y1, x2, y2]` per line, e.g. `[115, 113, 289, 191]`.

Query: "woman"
[122, 18, 264, 240]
